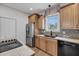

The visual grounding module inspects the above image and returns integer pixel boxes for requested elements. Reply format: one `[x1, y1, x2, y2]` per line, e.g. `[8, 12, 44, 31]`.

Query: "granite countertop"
[36, 35, 79, 44]
[55, 37, 79, 44]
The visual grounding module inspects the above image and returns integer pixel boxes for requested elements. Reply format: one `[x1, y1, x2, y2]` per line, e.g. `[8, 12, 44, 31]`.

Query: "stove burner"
[0, 39, 22, 53]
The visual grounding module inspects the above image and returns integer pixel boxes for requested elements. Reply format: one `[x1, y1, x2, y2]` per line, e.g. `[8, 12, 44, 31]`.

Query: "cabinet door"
[60, 4, 75, 29]
[73, 4, 79, 29]
[35, 36, 40, 48]
[46, 39, 58, 56]
[60, 8, 67, 29]
[74, 16, 79, 29]
[29, 15, 36, 23]
[38, 16, 44, 29]
[40, 37, 46, 51]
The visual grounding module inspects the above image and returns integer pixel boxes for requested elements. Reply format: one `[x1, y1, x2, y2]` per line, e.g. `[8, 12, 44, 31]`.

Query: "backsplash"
[42, 29, 79, 39]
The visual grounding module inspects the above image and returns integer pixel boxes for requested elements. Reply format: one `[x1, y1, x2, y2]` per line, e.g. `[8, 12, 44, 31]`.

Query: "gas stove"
[0, 39, 22, 53]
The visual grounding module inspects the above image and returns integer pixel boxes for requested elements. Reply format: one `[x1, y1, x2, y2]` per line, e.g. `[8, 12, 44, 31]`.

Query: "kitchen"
[0, 3, 79, 56]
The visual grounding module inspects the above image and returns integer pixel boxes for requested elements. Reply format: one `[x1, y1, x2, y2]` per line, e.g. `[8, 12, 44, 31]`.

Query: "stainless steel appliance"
[58, 40, 79, 56]
[26, 23, 35, 47]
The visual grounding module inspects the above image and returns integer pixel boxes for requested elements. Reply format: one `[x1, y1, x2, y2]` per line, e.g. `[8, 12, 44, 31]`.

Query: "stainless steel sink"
[44, 35, 57, 38]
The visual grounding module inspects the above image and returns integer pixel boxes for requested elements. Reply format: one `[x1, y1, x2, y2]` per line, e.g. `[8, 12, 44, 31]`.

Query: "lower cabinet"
[35, 36, 40, 48]
[35, 36, 58, 56]
[39, 37, 46, 51]
[46, 39, 58, 56]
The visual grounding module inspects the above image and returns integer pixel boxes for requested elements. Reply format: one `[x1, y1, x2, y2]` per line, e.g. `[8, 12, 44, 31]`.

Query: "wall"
[0, 5, 28, 44]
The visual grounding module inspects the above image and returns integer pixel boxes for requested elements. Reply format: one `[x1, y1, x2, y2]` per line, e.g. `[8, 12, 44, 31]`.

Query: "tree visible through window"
[46, 13, 60, 32]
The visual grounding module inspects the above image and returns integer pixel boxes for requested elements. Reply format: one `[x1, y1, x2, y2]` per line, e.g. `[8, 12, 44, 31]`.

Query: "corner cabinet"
[28, 14, 45, 35]
[60, 4, 79, 29]
[28, 13, 41, 35]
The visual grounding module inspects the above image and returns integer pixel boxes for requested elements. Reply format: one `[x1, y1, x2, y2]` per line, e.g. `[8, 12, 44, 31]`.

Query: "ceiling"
[1, 3, 56, 14]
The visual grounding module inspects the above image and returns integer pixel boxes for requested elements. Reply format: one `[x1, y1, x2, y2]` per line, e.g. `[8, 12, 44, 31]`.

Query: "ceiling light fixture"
[48, 5, 52, 16]
[30, 8, 33, 10]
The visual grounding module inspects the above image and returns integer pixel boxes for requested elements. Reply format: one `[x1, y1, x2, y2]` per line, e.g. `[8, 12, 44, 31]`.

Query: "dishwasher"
[58, 40, 79, 56]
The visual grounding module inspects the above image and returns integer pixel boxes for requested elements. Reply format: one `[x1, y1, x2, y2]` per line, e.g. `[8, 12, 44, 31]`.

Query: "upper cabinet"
[29, 14, 39, 23]
[60, 4, 79, 29]
[28, 13, 40, 35]
[38, 15, 44, 30]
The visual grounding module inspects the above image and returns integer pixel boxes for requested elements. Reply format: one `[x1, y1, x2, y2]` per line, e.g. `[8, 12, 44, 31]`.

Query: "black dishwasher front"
[58, 40, 79, 56]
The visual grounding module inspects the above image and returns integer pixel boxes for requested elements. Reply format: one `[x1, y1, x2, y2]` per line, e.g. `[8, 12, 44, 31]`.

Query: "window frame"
[45, 13, 60, 32]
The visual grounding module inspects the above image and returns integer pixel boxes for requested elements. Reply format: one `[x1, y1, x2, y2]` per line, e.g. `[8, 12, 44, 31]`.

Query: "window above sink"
[45, 13, 60, 32]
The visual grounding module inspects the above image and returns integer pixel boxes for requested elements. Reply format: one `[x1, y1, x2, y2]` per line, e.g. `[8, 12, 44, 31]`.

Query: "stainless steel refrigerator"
[26, 23, 35, 47]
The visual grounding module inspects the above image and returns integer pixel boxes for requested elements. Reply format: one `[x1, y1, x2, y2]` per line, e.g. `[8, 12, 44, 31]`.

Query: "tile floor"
[32, 48, 50, 56]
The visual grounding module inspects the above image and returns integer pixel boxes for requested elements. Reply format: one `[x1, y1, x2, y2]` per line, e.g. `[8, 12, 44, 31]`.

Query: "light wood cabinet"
[39, 37, 46, 51]
[29, 15, 37, 23]
[35, 36, 40, 48]
[28, 14, 45, 35]
[46, 39, 58, 56]
[28, 13, 41, 35]
[60, 4, 79, 29]
[38, 16, 44, 29]
[73, 4, 79, 29]
[35, 36, 58, 56]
